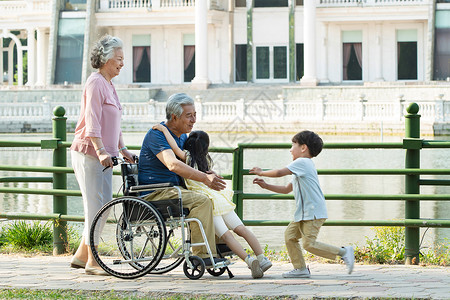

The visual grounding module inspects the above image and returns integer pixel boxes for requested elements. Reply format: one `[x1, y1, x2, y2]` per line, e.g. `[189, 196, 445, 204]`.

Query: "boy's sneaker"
[259, 257, 272, 273]
[341, 246, 354, 274]
[247, 257, 263, 279]
[282, 267, 311, 278]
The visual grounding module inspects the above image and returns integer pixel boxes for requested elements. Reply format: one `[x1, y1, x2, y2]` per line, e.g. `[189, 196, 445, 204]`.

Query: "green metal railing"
[0, 103, 449, 265]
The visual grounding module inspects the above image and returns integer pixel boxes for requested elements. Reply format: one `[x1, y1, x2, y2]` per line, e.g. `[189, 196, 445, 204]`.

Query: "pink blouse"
[70, 72, 122, 158]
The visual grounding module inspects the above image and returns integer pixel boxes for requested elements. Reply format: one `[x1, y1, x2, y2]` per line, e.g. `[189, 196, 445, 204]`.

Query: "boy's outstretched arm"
[253, 178, 293, 194]
[249, 167, 292, 178]
[152, 124, 187, 162]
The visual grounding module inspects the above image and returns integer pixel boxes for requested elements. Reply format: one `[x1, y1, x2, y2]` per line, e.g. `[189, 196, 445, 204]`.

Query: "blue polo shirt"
[138, 122, 187, 194]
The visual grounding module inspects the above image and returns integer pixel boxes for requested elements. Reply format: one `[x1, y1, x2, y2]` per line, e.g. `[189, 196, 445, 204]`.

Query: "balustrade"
[317, 0, 427, 6]
[0, 0, 50, 13]
[97, 0, 232, 11]
[0, 99, 448, 130]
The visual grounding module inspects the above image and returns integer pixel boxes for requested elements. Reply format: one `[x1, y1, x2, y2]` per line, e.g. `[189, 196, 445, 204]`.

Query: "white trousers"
[71, 150, 113, 245]
[214, 211, 244, 238]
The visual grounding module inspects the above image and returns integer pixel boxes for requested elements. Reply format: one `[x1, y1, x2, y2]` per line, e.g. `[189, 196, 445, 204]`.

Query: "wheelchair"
[89, 157, 233, 280]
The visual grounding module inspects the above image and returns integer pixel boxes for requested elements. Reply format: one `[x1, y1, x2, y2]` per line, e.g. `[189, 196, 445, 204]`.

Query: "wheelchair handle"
[103, 155, 138, 172]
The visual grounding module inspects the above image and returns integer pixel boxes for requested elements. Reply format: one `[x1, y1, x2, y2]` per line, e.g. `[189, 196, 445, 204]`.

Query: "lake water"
[0, 132, 449, 251]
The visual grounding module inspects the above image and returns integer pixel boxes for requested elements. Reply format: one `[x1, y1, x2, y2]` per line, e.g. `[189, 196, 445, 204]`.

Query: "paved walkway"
[0, 254, 449, 299]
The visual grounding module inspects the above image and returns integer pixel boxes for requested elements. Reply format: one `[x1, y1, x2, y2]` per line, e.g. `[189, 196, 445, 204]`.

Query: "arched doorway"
[0, 30, 24, 86]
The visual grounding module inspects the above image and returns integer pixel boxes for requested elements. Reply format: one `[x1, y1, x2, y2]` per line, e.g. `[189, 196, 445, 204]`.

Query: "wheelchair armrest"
[130, 183, 174, 192]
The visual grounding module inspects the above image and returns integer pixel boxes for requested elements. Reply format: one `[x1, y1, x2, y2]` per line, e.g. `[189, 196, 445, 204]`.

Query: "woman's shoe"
[85, 265, 109, 276]
[70, 257, 86, 269]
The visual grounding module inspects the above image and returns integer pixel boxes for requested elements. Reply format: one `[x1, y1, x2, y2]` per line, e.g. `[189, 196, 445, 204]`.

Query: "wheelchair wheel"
[206, 267, 227, 277]
[90, 197, 167, 279]
[183, 256, 205, 280]
[149, 221, 185, 274]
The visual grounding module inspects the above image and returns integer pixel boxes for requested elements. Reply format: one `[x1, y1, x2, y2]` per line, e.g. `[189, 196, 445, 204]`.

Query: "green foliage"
[13, 51, 27, 84]
[419, 239, 450, 266]
[0, 228, 7, 247]
[2, 221, 52, 251]
[354, 226, 405, 264]
[66, 224, 82, 254]
[262, 244, 290, 262]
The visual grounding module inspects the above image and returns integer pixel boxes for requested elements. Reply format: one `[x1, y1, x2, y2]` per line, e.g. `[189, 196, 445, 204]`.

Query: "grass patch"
[0, 289, 428, 299]
[0, 221, 52, 252]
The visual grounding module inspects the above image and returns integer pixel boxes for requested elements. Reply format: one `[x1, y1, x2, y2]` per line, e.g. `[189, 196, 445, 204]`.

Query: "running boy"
[250, 130, 354, 278]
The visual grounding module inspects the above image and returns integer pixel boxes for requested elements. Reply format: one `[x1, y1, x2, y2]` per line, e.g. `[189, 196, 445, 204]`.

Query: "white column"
[26, 28, 36, 86]
[36, 28, 46, 86]
[17, 46, 23, 86]
[375, 23, 384, 81]
[0, 38, 3, 84]
[320, 22, 329, 83]
[191, 0, 210, 89]
[8, 42, 14, 85]
[300, 0, 319, 86]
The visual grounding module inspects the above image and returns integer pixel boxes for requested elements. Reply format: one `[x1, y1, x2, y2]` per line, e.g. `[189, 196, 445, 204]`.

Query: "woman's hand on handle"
[97, 149, 113, 169]
[121, 149, 136, 163]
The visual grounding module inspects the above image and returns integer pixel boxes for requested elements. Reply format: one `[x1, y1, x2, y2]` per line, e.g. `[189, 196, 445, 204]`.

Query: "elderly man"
[138, 93, 226, 266]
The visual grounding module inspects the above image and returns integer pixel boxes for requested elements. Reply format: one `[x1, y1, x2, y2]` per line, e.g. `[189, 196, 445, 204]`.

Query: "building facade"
[1, 0, 450, 88]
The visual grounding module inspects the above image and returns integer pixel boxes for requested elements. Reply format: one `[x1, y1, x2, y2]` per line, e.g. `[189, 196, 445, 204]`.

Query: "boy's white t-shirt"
[287, 157, 328, 222]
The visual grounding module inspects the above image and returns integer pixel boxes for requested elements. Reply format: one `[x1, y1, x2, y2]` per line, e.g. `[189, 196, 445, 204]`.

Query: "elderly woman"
[70, 35, 134, 275]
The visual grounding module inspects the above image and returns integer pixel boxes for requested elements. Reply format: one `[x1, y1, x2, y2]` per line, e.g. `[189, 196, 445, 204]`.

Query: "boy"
[249, 130, 354, 278]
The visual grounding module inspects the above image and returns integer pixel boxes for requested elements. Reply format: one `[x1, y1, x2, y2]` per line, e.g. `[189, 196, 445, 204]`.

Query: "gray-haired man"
[138, 93, 226, 265]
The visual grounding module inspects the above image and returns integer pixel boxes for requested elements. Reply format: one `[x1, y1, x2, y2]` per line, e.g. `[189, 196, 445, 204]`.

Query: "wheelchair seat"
[121, 162, 189, 219]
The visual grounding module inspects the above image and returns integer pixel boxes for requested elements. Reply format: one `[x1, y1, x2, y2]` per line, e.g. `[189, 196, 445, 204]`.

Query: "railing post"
[52, 106, 67, 255]
[358, 94, 366, 121]
[237, 98, 245, 121]
[232, 146, 244, 219]
[195, 95, 203, 121]
[404, 102, 421, 265]
[435, 94, 444, 123]
[148, 99, 156, 122]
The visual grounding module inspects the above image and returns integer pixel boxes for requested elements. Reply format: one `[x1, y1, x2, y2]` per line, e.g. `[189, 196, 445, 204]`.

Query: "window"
[235, 44, 247, 81]
[296, 43, 304, 81]
[397, 29, 417, 80]
[296, 0, 303, 5]
[273, 46, 287, 79]
[254, 0, 288, 7]
[132, 35, 151, 83]
[235, 0, 246, 7]
[63, 0, 87, 11]
[255, 45, 288, 81]
[183, 34, 195, 82]
[54, 18, 85, 84]
[342, 31, 362, 81]
[343, 43, 362, 80]
[433, 11, 450, 80]
[256, 47, 270, 79]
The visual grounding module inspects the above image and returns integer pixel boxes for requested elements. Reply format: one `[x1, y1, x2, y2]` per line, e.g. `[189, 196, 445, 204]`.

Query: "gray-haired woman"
[70, 34, 135, 275]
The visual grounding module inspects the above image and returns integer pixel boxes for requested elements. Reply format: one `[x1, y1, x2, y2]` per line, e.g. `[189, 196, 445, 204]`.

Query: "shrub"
[420, 239, 450, 266]
[354, 226, 405, 264]
[66, 224, 82, 254]
[3, 221, 53, 251]
[0, 228, 7, 247]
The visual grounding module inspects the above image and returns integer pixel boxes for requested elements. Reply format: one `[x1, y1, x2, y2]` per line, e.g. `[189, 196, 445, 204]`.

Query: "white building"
[1, 0, 450, 88]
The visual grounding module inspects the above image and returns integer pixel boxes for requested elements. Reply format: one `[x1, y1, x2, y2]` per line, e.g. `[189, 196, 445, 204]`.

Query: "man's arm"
[156, 149, 226, 191]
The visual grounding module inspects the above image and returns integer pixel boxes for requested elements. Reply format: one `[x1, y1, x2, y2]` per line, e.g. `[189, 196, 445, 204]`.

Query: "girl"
[152, 124, 272, 279]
